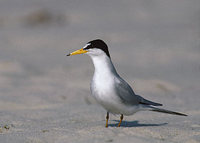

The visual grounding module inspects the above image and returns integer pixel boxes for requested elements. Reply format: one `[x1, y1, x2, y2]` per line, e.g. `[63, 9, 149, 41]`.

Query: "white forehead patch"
[83, 43, 91, 49]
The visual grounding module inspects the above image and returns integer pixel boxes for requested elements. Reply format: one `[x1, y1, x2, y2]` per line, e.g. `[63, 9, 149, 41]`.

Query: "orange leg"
[105, 112, 109, 128]
[117, 114, 123, 127]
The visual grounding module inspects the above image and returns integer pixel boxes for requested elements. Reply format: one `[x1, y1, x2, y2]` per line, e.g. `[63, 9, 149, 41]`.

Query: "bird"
[67, 39, 187, 127]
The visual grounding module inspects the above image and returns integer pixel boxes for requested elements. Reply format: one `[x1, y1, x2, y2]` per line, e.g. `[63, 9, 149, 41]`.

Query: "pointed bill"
[66, 48, 88, 56]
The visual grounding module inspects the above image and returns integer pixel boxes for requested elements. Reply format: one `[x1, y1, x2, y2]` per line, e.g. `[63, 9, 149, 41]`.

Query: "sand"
[0, 0, 200, 142]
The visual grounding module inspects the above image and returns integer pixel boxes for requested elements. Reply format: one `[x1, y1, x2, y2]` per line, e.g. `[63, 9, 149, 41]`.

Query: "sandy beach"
[0, 0, 200, 142]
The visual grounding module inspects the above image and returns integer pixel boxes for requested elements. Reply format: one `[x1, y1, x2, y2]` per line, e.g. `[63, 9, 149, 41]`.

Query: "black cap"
[84, 39, 110, 58]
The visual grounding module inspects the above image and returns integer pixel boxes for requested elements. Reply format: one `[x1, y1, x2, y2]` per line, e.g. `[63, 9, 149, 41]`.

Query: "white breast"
[90, 55, 116, 99]
[91, 69, 116, 101]
[89, 54, 123, 113]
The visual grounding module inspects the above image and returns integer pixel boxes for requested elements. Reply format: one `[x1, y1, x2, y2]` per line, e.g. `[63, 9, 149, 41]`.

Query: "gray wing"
[114, 76, 162, 106]
[114, 77, 140, 105]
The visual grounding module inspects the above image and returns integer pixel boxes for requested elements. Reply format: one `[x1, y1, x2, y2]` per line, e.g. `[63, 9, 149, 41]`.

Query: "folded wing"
[114, 76, 162, 106]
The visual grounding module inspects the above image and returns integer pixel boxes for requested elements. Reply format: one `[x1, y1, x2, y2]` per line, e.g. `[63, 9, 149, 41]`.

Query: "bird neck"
[90, 54, 118, 76]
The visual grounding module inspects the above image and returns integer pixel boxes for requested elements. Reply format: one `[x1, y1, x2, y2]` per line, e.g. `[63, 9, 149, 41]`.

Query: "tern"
[67, 39, 187, 127]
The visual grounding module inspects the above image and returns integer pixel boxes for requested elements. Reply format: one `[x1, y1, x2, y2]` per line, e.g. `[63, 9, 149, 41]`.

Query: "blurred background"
[0, 0, 199, 121]
[0, 0, 200, 142]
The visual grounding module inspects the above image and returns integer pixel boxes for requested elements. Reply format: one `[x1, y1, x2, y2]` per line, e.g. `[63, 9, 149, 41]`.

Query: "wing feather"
[114, 77, 140, 105]
[114, 76, 162, 106]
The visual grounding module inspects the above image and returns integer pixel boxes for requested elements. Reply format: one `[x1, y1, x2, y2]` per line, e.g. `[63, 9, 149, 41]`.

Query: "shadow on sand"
[109, 120, 168, 127]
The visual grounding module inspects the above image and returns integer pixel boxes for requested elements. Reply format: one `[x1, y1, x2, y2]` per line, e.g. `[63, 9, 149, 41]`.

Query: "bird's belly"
[95, 93, 121, 114]
[98, 99, 140, 115]
[91, 74, 141, 115]
[91, 82, 140, 115]
[97, 97, 141, 115]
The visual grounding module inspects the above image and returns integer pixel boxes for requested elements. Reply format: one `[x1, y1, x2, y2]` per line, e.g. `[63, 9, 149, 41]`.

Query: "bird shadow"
[109, 120, 168, 127]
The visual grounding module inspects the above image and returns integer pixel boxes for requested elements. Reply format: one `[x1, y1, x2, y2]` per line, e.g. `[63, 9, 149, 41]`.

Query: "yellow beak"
[67, 48, 88, 56]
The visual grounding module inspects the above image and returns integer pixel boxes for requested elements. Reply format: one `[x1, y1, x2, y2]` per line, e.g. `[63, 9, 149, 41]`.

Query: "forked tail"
[150, 107, 187, 116]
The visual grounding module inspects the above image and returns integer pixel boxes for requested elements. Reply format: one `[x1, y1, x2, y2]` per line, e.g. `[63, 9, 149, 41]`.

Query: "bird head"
[67, 39, 110, 58]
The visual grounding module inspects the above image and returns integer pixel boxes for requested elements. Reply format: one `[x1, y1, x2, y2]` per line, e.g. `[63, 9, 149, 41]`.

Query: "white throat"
[89, 54, 118, 77]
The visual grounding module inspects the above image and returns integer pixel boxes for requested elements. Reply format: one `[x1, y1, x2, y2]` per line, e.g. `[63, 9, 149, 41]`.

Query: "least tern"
[67, 39, 187, 127]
